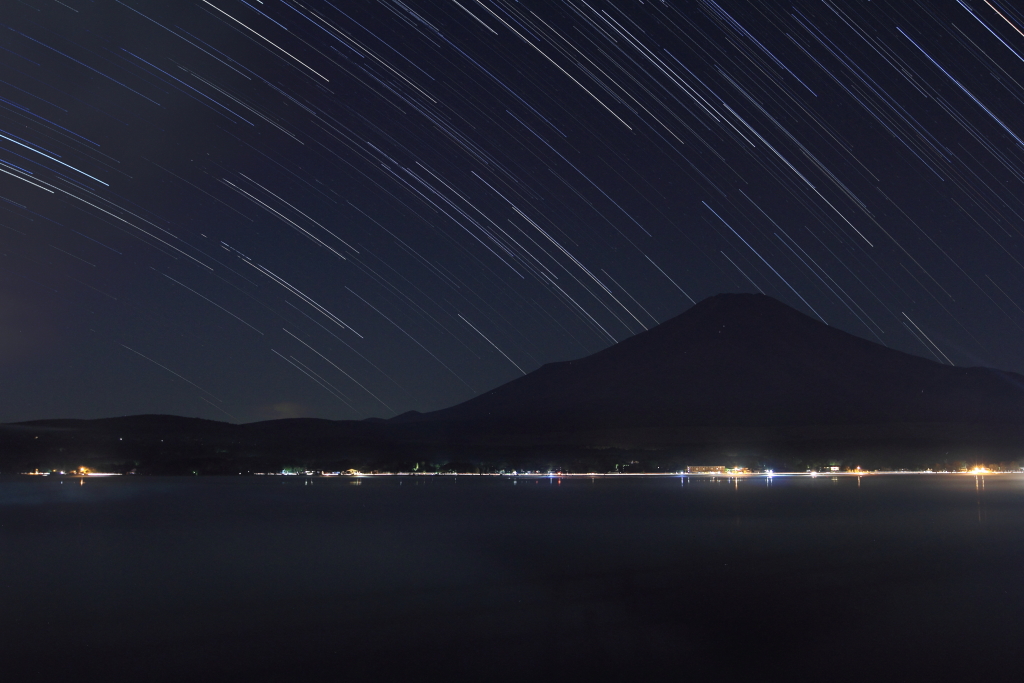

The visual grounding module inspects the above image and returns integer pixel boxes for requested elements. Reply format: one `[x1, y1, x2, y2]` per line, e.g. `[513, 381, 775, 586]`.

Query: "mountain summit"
[400, 293, 1024, 434]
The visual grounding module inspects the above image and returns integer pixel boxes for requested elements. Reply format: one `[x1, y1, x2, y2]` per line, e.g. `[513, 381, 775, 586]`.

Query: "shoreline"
[9, 469, 1021, 477]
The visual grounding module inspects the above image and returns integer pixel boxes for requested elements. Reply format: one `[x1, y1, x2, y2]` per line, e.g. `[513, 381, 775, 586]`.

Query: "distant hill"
[4, 293, 1024, 472]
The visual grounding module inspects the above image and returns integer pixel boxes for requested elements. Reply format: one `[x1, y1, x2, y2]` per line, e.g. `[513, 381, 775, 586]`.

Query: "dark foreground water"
[2, 473, 1023, 682]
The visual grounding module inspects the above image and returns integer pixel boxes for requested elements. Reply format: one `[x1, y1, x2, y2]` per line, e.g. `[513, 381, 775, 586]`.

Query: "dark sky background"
[3, 0, 1024, 423]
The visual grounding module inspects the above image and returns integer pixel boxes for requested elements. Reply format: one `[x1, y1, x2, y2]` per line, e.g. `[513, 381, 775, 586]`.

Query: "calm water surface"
[2, 473, 1022, 681]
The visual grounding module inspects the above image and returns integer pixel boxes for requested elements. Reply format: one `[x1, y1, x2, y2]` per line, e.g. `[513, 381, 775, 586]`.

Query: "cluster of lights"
[19, 467, 121, 476]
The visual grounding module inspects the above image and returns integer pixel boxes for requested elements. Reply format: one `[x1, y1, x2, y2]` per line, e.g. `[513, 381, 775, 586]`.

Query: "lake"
[2, 473, 1022, 681]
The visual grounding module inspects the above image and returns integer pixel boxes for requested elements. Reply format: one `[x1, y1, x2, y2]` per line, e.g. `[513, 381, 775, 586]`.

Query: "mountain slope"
[399, 293, 1024, 432]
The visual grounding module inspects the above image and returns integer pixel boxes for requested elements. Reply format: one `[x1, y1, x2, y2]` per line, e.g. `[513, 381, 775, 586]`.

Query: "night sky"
[3, 0, 1024, 423]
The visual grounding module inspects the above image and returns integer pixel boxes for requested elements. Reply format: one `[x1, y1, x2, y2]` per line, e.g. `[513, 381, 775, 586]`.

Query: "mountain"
[392, 293, 1024, 442]
[4, 293, 1024, 472]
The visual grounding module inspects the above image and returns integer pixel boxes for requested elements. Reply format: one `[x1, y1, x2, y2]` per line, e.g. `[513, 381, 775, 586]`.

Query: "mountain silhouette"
[395, 293, 1024, 435]
[4, 293, 1024, 471]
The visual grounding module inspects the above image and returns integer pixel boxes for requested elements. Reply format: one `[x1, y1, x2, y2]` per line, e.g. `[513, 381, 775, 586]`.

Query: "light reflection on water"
[1, 473, 1022, 680]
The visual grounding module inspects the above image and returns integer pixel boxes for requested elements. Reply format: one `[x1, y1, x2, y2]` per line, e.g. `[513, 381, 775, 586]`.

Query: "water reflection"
[976, 474, 986, 524]
[2, 474, 1022, 681]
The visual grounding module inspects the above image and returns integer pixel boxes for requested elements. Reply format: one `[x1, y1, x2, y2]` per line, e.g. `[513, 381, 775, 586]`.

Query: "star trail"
[3, 0, 1024, 422]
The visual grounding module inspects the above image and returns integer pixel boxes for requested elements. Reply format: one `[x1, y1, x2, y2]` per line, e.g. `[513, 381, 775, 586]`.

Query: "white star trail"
[3, 0, 1024, 421]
